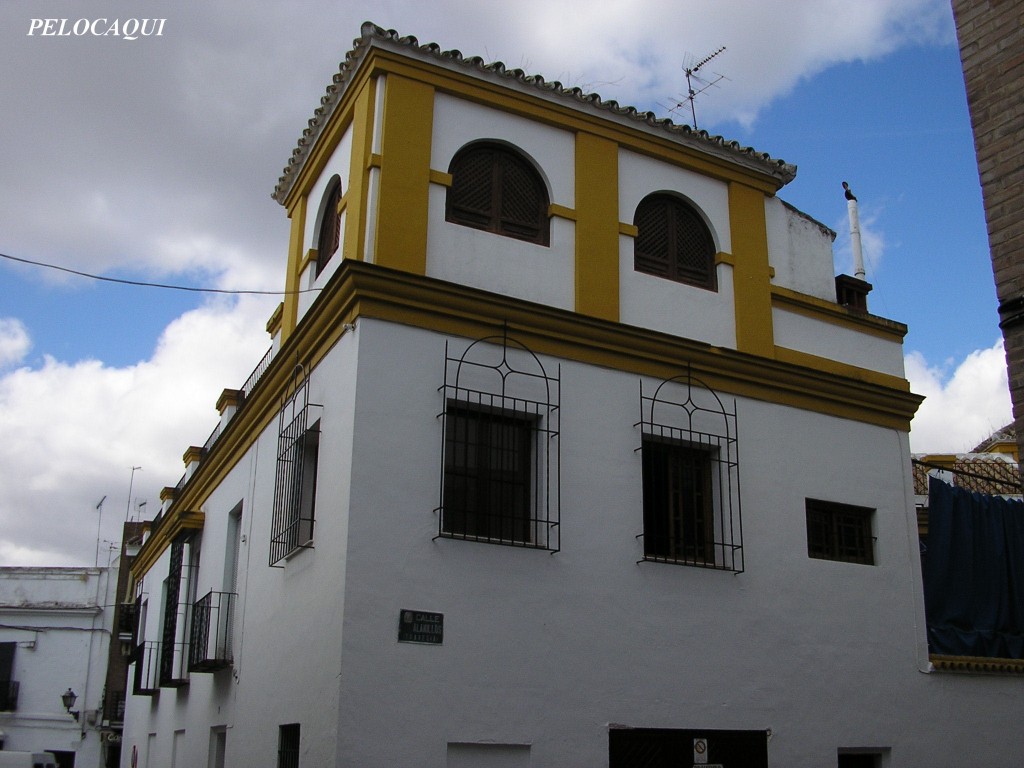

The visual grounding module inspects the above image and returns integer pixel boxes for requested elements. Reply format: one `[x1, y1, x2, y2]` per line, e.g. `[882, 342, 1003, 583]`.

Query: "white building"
[122, 23, 1023, 768]
[0, 567, 116, 767]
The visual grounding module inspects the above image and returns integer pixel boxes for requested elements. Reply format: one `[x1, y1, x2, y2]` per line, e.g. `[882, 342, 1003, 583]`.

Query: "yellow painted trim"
[728, 182, 774, 357]
[771, 285, 908, 342]
[337, 191, 349, 215]
[183, 446, 203, 465]
[281, 196, 307, 341]
[373, 74, 434, 274]
[430, 170, 452, 187]
[361, 51, 786, 194]
[301, 248, 318, 273]
[618, 222, 638, 237]
[266, 302, 284, 337]
[341, 79, 376, 265]
[548, 203, 576, 221]
[132, 511, 205, 578]
[773, 346, 911, 392]
[715, 251, 735, 267]
[930, 655, 1024, 674]
[132, 260, 921, 579]
[216, 388, 243, 413]
[574, 132, 620, 321]
[369, 152, 383, 169]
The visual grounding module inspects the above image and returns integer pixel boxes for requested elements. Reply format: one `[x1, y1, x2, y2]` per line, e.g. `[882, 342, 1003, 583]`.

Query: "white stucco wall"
[122, 327, 361, 768]
[425, 93, 576, 310]
[773, 306, 907, 377]
[326, 319, 1021, 767]
[617, 148, 736, 346]
[0, 567, 115, 767]
[766, 197, 838, 302]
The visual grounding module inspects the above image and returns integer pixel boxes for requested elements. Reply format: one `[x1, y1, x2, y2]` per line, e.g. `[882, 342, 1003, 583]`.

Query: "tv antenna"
[668, 46, 728, 130]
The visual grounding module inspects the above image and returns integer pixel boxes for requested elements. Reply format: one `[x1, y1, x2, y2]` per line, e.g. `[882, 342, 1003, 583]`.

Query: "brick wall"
[952, 0, 1024, 478]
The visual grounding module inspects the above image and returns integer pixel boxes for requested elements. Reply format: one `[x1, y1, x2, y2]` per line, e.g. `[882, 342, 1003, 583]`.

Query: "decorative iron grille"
[636, 368, 742, 572]
[436, 326, 560, 550]
[270, 363, 322, 566]
[189, 590, 235, 671]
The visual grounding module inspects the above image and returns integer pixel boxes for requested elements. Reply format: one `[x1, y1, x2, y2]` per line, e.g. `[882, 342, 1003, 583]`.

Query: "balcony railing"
[0, 680, 19, 711]
[133, 642, 160, 696]
[159, 640, 190, 688]
[103, 689, 126, 723]
[189, 591, 235, 672]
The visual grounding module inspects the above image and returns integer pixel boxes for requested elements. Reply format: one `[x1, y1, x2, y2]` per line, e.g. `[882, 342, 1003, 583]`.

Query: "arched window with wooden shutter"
[446, 143, 550, 246]
[315, 176, 342, 277]
[634, 193, 717, 290]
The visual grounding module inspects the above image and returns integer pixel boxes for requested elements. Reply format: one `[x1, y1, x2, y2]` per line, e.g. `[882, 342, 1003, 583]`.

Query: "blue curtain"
[924, 476, 1024, 658]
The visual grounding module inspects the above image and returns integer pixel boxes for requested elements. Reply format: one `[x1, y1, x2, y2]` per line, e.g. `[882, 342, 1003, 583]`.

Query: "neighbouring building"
[121, 22, 1024, 768]
[0, 567, 117, 767]
[952, 1, 1024, 476]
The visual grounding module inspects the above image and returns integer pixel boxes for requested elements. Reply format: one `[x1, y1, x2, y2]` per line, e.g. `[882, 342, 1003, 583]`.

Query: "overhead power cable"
[0, 250, 321, 296]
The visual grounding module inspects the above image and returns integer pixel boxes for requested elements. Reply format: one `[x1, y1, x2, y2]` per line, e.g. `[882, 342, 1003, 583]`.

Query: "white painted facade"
[0, 567, 116, 767]
[121, 23, 1022, 768]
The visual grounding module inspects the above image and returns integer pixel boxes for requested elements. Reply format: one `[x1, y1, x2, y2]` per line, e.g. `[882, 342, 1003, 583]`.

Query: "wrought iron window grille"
[806, 499, 875, 565]
[635, 367, 743, 572]
[270, 363, 323, 567]
[436, 325, 560, 551]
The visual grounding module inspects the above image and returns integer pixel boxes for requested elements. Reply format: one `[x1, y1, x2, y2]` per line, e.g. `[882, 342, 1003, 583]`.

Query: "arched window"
[633, 194, 716, 290]
[446, 143, 550, 246]
[315, 176, 342, 277]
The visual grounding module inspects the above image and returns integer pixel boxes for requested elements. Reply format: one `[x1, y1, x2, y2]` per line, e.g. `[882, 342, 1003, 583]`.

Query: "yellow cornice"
[132, 259, 921, 579]
[131, 510, 205, 579]
[772, 285, 907, 342]
[280, 48, 785, 208]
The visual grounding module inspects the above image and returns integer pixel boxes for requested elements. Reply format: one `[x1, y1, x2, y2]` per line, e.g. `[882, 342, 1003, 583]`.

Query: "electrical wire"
[0, 250, 322, 296]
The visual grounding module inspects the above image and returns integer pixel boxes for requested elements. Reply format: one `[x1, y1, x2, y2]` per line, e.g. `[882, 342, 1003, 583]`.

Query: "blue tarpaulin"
[924, 476, 1024, 658]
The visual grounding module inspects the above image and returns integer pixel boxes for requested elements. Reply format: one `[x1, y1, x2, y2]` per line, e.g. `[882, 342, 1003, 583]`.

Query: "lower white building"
[121, 22, 1024, 768]
[0, 567, 116, 767]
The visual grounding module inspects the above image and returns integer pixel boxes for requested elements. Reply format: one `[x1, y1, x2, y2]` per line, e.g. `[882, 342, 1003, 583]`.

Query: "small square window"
[442, 405, 534, 544]
[806, 499, 875, 565]
[641, 438, 716, 564]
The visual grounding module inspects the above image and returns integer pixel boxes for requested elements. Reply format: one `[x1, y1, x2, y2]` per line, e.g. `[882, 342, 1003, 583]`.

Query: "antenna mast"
[683, 46, 727, 130]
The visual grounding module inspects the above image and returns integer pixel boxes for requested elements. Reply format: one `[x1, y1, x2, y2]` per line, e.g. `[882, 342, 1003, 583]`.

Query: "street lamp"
[61, 688, 79, 721]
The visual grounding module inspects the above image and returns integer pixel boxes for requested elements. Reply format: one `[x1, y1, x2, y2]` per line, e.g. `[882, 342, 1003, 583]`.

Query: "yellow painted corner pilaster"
[281, 195, 307, 342]
[372, 74, 434, 274]
[343, 80, 376, 264]
[728, 182, 774, 357]
[574, 132, 620, 321]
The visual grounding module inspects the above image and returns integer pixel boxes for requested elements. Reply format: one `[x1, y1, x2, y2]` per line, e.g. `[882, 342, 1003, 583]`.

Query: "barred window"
[446, 143, 550, 245]
[637, 368, 742, 571]
[270, 365, 322, 566]
[314, 176, 342, 277]
[278, 723, 300, 768]
[437, 327, 560, 550]
[634, 193, 716, 289]
[806, 499, 875, 565]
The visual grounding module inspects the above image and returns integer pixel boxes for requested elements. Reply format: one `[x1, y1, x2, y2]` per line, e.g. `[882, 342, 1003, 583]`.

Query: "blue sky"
[0, 0, 1011, 565]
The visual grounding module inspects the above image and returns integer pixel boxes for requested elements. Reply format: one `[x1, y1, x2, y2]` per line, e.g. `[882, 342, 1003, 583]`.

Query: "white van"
[0, 752, 58, 768]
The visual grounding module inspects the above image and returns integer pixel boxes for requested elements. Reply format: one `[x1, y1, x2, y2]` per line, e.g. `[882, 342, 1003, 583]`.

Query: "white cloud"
[0, 318, 30, 368]
[0, 296, 275, 565]
[906, 339, 1012, 453]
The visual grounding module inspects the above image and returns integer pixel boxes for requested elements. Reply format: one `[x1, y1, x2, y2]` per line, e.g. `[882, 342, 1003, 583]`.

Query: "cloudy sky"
[0, 0, 1010, 566]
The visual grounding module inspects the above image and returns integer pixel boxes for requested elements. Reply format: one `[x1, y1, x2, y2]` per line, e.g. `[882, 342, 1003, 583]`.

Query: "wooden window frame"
[315, 177, 342, 277]
[446, 143, 550, 246]
[806, 498, 875, 565]
[634, 193, 717, 290]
